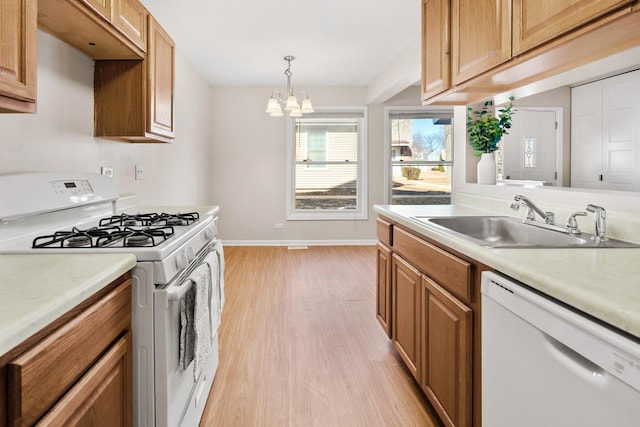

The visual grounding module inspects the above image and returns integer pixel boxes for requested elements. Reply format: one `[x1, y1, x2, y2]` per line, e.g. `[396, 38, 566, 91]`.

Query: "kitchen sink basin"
[411, 216, 640, 248]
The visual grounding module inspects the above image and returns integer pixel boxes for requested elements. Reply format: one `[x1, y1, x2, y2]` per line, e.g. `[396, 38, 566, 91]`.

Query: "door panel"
[501, 109, 558, 184]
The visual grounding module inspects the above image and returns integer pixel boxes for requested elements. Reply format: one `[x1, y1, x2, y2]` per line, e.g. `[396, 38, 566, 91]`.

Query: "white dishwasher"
[481, 271, 640, 427]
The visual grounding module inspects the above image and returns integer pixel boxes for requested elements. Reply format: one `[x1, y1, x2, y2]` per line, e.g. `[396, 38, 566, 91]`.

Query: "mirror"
[490, 47, 640, 192]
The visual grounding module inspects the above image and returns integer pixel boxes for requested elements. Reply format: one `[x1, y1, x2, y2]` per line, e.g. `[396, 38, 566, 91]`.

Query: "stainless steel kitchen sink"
[411, 216, 640, 248]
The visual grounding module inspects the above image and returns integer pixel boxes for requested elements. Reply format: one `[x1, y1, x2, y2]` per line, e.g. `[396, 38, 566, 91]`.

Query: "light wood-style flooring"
[201, 245, 440, 426]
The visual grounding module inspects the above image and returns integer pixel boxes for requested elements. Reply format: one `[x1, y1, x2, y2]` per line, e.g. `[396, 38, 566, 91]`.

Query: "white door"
[571, 81, 603, 189]
[602, 71, 640, 192]
[571, 70, 640, 191]
[501, 108, 558, 184]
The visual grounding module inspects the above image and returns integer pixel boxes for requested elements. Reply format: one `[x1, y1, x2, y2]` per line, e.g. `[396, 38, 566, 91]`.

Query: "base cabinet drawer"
[394, 226, 472, 303]
[37, 331, 132, 426]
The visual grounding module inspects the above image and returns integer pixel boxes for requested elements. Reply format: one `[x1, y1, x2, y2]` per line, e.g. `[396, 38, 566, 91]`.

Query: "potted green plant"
[466, 97, 515, 184]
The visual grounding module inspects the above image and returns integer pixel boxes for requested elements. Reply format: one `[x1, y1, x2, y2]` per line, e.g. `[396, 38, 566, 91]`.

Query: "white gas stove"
[0, 172, 224, 427]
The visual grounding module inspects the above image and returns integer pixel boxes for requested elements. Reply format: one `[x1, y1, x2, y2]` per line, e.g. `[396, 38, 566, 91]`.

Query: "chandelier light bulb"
[301, 97, 314, 114]
[265, 97, 281, 114]
[289, 107, 303, 118]
[285, 95, 300, 111]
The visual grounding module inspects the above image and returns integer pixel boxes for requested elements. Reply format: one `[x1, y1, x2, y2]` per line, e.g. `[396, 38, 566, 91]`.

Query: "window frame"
[384, 106, 454, 205]
[286, 106, 368, 221]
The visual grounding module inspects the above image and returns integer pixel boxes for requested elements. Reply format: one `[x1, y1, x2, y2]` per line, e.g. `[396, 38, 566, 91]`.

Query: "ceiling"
[142, 0, 421, 89]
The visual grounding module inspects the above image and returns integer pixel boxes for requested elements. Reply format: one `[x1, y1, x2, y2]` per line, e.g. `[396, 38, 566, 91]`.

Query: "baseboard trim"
[222, 239, 377, 246]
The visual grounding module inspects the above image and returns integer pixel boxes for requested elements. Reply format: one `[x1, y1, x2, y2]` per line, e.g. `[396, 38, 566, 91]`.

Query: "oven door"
[153, 241, 224, 427]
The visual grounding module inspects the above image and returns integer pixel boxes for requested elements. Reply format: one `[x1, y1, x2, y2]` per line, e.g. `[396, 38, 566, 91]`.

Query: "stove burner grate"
[33, 226, 122, 248]
[32, 224, 177, 249]
[99, 212, 199, 227]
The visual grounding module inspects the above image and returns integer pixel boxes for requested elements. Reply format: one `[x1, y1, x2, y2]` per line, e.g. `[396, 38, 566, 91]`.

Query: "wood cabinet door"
[0, 0, 37, 111]
[147, 15, 175, 138]
[422, 0, 451, 101]
[36, 331, 133, 426]
[451, 0, 511, 85]
[376, 243, 392, 337]
[112, 0, 147, 50]
[391, 254, 421, 381]
[422, 276, 472, 427]
[79, 0, 111, 21]
[513, 0, 633, 55]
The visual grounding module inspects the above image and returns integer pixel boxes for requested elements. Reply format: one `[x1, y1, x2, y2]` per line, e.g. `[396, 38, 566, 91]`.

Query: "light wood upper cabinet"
[451, 0, 511, 85]
[513, 0, 634, 55]
[0, 0, 37, 113]
[112, 0, 147, 51]
[423, 0, 639, 104]
[94, 14, 175, 142]
[421, 0, 451, 101]
[38, 0, 146, 59]
[80, 0, 111, 21]
[147, 15, 175, 139]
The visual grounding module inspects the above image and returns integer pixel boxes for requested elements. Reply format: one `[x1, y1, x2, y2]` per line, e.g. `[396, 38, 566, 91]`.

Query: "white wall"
[210, 86, 392, 243]
[0, 32, 213, 206]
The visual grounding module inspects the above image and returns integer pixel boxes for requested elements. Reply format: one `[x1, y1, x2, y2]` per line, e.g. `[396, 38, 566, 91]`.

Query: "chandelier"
[265, 56, 314, 118]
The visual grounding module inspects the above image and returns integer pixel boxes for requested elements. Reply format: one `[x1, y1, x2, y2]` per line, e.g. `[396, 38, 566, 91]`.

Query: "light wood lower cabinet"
[391, 254, 422, 380]
[1, 273, 132, 427]
[377, 216, 484, 427]
[422, 276, 472, 427]
[376, 242, 392, 337]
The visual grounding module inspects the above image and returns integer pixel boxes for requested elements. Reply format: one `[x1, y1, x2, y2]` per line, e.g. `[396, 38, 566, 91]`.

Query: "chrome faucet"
[586, 204, 608, 241]
[510, 195, 556, 224]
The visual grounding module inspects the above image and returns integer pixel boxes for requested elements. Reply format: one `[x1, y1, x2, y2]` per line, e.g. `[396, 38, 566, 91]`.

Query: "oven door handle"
[166, 279, 193, 302]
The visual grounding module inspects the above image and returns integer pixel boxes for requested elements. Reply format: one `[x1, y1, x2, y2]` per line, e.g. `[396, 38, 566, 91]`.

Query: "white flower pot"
[477, 152, 496, 185]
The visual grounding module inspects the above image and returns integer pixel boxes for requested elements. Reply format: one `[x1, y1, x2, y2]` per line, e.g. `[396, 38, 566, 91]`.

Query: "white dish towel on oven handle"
[190, 260, 213, 381]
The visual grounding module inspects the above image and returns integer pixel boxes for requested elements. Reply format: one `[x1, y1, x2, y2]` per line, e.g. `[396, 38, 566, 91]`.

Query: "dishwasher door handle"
[543, 332, 609, 385]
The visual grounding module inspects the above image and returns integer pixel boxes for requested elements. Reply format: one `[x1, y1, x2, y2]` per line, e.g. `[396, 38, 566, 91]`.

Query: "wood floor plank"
[200, 246, 440, 427]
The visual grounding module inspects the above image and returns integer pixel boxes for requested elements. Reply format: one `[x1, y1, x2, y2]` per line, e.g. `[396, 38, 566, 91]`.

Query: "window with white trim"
[385, 108, 454, 205]
[287, 108, 367, 220]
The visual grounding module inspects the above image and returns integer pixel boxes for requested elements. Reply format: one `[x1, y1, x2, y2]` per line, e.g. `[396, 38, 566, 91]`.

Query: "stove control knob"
[186, 247, 195, 261]
[176, 253, 188, 269]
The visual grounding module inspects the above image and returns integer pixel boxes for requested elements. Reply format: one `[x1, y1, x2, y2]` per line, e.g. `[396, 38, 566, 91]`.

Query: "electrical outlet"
[275, 223, 284, 229]
[135, 165, 144, 181]
[100, 166, 114, 178]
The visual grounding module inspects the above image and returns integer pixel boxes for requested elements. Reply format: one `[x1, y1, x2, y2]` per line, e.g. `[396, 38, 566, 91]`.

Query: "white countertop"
[0, 254, 136, 356]
[374, 204, 640, 339]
